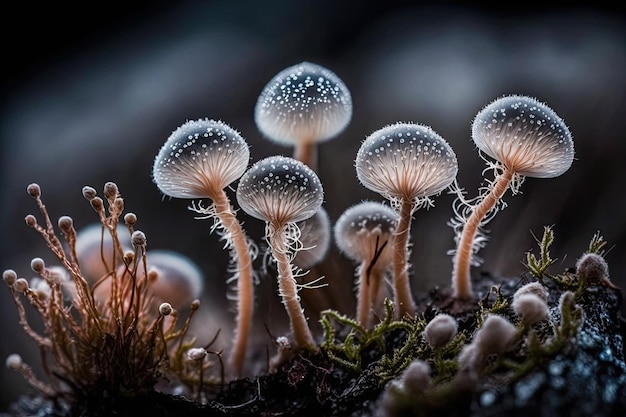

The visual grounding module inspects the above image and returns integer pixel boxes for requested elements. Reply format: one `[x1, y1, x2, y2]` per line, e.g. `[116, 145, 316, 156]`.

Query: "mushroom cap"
[472, 95, 574, 178]
[153, 119, 250, 199]
[355, 122, 458, 201]
[254, 61, 352, 146]
[236, 155, 324, 225]
[333, 201, 398, 265]
[293, 206, 331, 269]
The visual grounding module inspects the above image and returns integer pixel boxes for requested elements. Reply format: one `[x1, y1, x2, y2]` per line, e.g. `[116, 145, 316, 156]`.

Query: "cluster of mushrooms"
[151, 61, 575, 378]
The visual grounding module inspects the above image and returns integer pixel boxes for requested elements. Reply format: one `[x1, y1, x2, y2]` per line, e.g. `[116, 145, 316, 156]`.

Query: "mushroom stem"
[356, 263, 387, 329]
[393, 199, 416, 318]
[293, 141, 318, 172]
[356, 262, 371, 328]
[212, 191, 254, 377]
[452, 167, 514, 300]
[270, 223, 316, 350]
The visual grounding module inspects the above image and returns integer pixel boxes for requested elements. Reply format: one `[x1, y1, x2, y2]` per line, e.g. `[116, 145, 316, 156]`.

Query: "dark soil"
[4, 274, 625, 417]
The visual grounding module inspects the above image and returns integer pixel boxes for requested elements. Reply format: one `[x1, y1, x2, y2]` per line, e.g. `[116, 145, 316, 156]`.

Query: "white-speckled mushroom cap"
[236, 155, 324, 225]
[333, 201, 398, 265]
[355, 123, 458, 201]
[472, 95, 574, 178]
[153, 119, 250, 199]
[254, 61, 352, 146]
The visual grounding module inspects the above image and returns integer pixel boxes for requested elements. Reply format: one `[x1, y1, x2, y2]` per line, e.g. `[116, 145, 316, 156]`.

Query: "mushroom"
[355, 122, 458, 318]
[236, 155, 324, 350]
[334, 201, 398, 328]
[451, 95, 574, 300]
[152, 118, 254, 377]
[254, 61, 353, 171]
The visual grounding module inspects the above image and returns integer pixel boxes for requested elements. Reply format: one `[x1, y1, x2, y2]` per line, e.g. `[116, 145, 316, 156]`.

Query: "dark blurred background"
[1, 1, 625, 410]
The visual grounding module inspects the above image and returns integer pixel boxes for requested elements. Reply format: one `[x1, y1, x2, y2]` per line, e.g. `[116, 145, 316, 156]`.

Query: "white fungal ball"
[153, 119, 250, 198]
[5, 354, 22, 370]
[293, 207, 331, 269]
[334, 201, 398, 267]
[513, 282, 548, 303]
[473, 314, 518, 355]
[236, 155, 324, 225]
[355, 122, 458, 201]
[399, 359, 431, 394]
[472, 95, 574, 178]
[575, 252, 609, 285]
[423, 313, 458, 350]
[255, 61, 352, 145]
[512, 293, 550, 326]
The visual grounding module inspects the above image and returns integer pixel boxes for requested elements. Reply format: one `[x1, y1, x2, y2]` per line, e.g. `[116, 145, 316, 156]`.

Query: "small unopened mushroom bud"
[186, 347, 207, 362]
[26, 183, 41, 198]
[25, 215, 37, 227]
[131, 230, 146, 247]
[356, 122, 458, 317]
[293, 207, 331, 270]
[2, 269, 17, 286]
[512, 293, 549, 326]
[159, 302, 173, 316]
[423, 313, 458, 350]
[14, 278, 29, 293]
[400, 359, 431, 394]
[5, 354, 22, 370]
[58, 216, 73, 233]
[104, 182, 119, 200]
[90, 197, 104, 212]
[451, 95, 574, 301]
[123, 251, 135, 265]
[513, 282, 548, 303]
[255, 61, 352, 170]
[576, 253, 615, 287]
[114, 197, 124, 212]
[82, 186, 97, 201]
[124, 213, 137, 226]
[190, 299, 200, 310]
[30, 258, 45, 274]
[474, 314, 518, 355]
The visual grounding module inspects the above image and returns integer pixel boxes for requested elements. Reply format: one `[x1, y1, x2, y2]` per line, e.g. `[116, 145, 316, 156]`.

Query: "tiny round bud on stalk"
[159, 302, 173, 316]
[5, 354, 23, 370]
[124, 213, 137, 226]
[14, 278, 29, 293]
[82, 186, 97, 201]
[30, 258, 45, 274]
[3, 269, 17, 286]
[27, 183, 41, 198]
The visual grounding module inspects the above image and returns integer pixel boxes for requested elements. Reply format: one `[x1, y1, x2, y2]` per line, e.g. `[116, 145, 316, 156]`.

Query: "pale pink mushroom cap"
[471, 95, 574, 178]
[153, 119, 250, 199]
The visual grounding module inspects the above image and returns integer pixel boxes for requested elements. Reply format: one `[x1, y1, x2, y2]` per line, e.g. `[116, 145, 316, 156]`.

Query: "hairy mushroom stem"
[269, 222, 316, 349]
[452, 167, 513, 300]
[210, 191, 254, 376]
